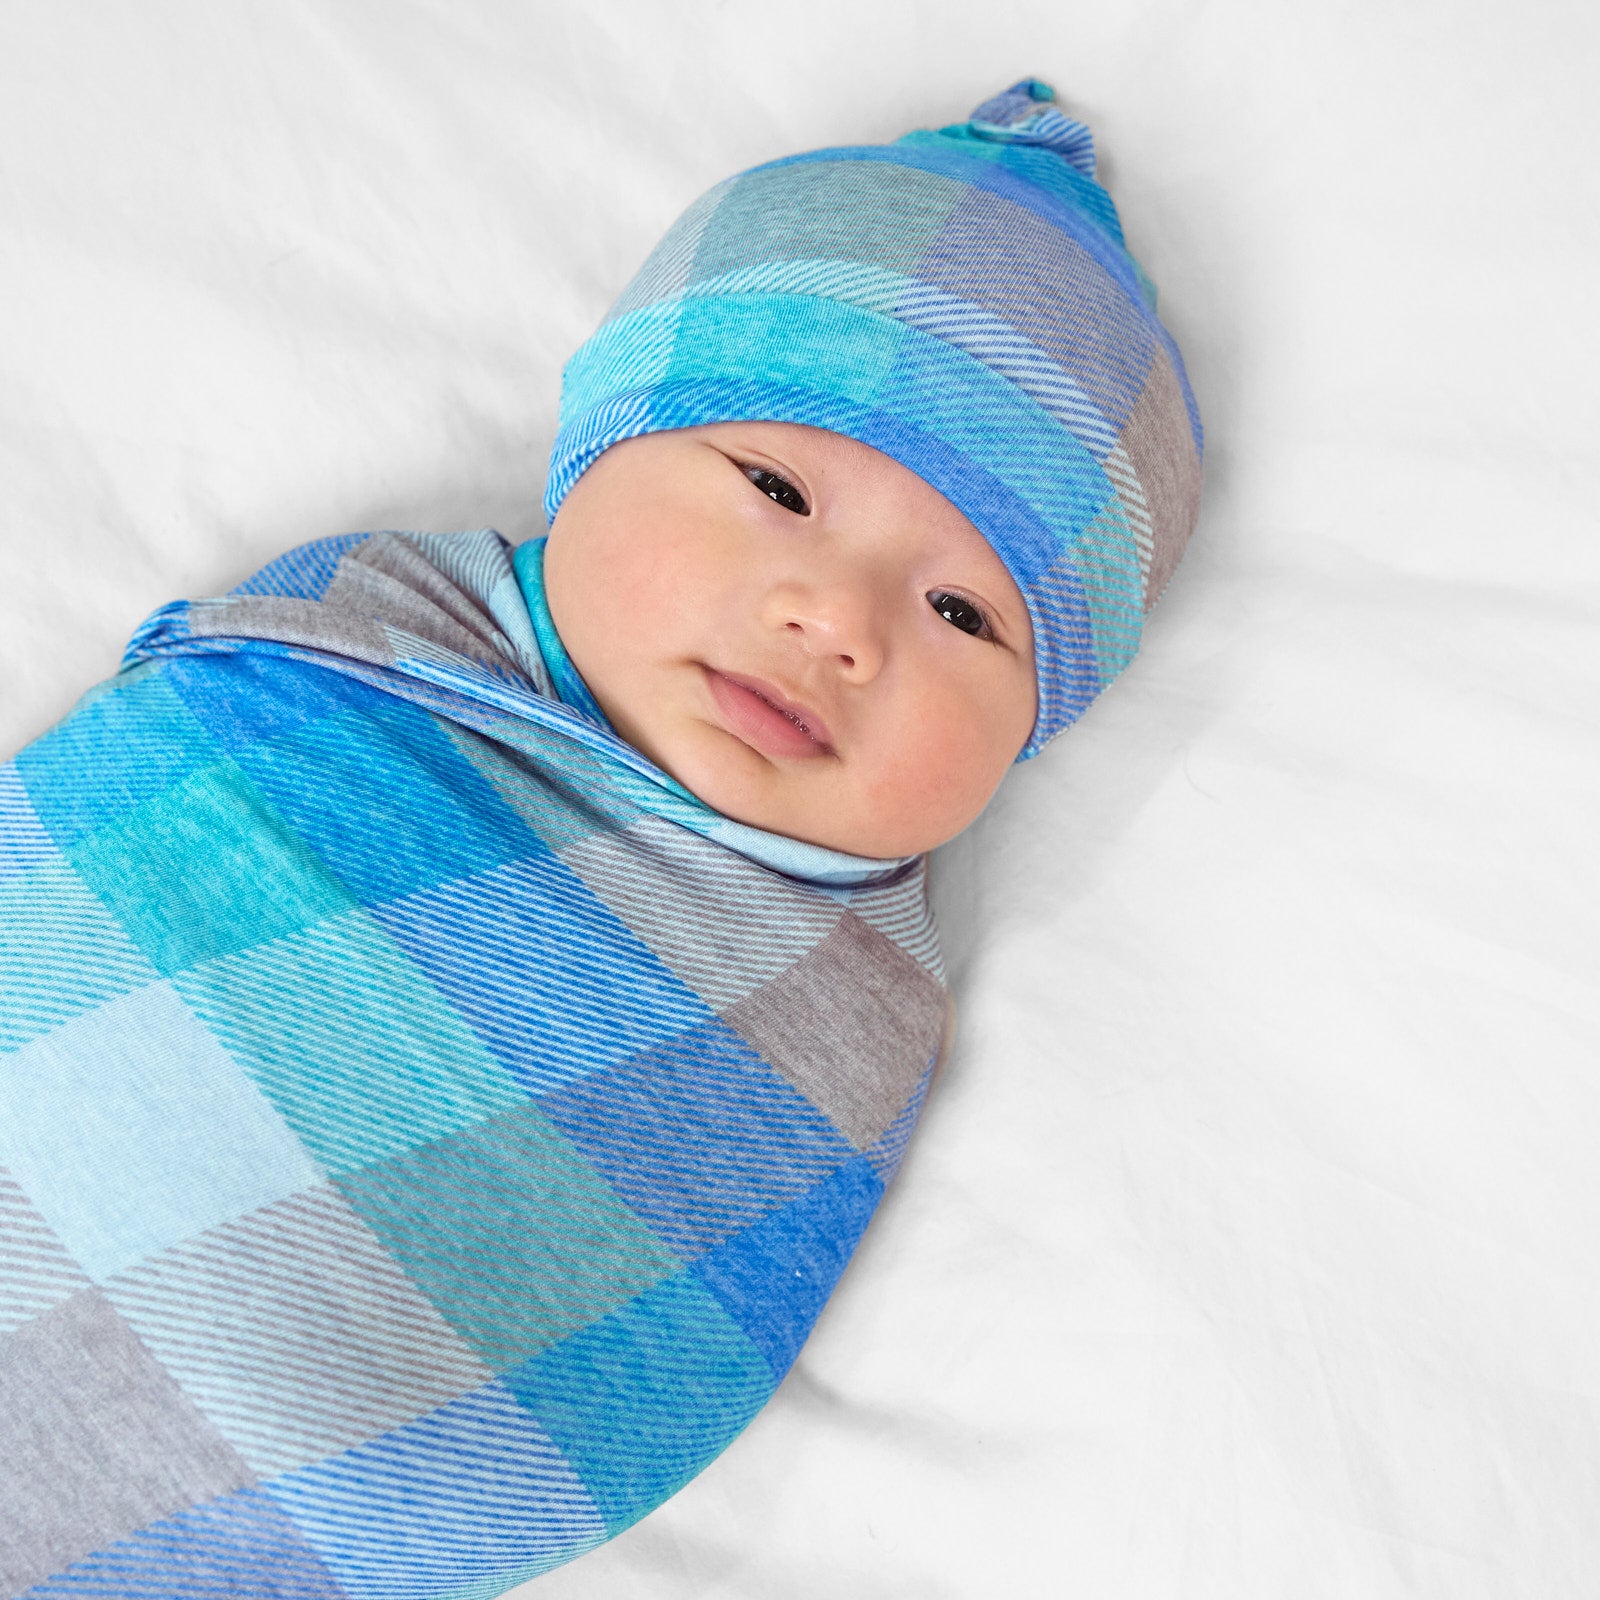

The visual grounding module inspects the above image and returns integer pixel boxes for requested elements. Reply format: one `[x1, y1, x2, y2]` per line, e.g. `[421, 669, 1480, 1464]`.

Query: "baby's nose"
[764, 580, 885, 680]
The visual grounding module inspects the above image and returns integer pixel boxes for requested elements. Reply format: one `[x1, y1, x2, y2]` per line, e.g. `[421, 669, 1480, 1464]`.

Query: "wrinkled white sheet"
[3, 2, 1596, 1594]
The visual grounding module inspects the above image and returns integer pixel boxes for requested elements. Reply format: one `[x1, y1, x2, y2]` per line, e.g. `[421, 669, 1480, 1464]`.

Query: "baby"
[0, 78, 1199, 1597]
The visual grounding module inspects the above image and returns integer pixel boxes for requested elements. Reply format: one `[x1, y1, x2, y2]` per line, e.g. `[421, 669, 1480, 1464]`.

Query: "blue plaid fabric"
[1, 77, 1200, 1594]
[0, 530, 948, 1597]
[547, 77, 1204, 757]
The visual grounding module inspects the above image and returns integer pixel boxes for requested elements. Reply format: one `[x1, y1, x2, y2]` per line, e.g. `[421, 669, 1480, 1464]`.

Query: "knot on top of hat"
[967, 76, 1096, 178]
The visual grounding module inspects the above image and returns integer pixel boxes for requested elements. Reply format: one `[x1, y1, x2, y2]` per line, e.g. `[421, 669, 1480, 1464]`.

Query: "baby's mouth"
[702, 668, 835, 759]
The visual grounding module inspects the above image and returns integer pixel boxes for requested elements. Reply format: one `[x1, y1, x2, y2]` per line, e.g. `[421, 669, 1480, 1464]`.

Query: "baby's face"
[543, 421, 1036, 857]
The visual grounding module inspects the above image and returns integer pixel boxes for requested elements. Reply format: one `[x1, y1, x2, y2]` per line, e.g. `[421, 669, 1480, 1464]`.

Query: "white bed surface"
[2, 3, 1596, 1594]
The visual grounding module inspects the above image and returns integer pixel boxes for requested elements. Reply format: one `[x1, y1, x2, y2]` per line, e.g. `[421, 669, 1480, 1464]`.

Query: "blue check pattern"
[0, 529, 948, 1598]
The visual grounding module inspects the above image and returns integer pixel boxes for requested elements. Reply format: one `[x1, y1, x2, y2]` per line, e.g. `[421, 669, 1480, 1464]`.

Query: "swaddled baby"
[0, 79, 1201, 1597]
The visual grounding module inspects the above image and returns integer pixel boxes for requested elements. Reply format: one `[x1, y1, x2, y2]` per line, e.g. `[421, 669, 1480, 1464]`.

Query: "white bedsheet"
[3, 3, 1596, 1594]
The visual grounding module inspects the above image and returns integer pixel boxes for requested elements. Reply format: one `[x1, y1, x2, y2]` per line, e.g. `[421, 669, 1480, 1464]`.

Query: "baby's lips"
[705, 668, 836, 759]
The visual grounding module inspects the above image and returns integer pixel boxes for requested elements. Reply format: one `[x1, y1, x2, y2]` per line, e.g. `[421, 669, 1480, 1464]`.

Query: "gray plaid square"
[105, 1183, 494, 1478]
[725, 912, 945, 1149]
[0, 1288, 253, 1598]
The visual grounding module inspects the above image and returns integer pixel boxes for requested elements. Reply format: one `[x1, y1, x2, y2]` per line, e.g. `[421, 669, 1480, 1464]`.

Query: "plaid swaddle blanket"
[0, 530, 948, 1597]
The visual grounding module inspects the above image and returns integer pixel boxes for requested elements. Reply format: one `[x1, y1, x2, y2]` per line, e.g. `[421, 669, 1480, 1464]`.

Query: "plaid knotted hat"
[544, 77, 1203, 758]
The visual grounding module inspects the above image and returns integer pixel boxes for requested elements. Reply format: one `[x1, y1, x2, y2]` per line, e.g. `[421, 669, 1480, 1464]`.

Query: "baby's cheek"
[854, 733, 970, 847]
[920, 687, 1022, 830]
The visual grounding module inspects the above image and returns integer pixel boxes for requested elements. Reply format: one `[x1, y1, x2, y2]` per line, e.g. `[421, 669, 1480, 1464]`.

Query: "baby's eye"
[744, 465, 809, 516]
[927, 590, 992, 639]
